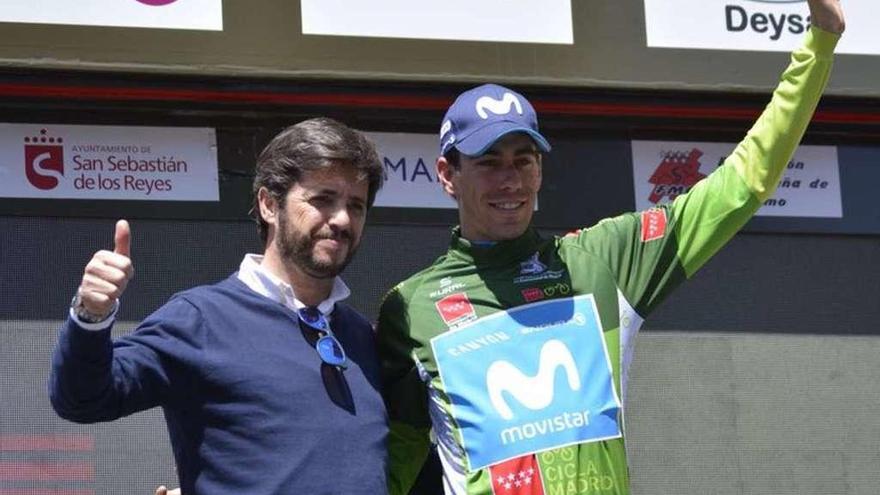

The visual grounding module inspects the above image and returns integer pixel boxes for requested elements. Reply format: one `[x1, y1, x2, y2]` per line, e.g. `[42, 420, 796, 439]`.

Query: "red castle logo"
[24, 129, 65, 190]
[647, 148, 706, 204]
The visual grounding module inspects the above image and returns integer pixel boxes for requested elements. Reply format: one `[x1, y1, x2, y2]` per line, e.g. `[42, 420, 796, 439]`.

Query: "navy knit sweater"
[50, 275, 388, 494]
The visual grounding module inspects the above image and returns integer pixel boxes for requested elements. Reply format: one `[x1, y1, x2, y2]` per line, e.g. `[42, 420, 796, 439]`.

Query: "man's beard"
[276, 213, 358, 279]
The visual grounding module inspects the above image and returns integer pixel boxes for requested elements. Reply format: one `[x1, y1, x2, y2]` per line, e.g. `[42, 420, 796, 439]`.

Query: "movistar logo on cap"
[475, 92, 524, 119]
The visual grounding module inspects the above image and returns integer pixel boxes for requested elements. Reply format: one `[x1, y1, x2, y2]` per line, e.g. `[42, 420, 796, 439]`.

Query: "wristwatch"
[70, 293, 112, 324]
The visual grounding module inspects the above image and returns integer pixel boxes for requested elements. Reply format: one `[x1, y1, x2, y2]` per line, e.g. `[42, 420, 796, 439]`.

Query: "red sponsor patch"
[489, 454, 544, 495]
[435, 292, 475, 326]
[521, 287, 544, 303]
[641, 208, 667, 242]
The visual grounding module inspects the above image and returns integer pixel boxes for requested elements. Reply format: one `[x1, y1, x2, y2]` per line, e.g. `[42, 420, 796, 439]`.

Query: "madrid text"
[538, 449, 617, 495]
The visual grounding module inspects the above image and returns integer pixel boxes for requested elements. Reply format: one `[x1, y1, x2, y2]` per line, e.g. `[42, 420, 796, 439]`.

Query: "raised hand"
[154, 486, 181, 495]
[76, 219, 134, 319]
[808, 0, 845, 34]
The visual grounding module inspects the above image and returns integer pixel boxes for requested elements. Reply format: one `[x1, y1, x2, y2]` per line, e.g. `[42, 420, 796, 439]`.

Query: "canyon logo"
[24, 129, 65, 190]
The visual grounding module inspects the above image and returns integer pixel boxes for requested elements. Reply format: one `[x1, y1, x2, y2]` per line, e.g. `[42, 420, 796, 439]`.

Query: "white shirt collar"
[237, 254, 351, 316]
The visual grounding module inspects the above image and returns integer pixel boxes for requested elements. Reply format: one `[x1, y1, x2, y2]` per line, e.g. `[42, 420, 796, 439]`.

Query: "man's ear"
[436, 156, 457, 199]
[257, 187, 278, 227]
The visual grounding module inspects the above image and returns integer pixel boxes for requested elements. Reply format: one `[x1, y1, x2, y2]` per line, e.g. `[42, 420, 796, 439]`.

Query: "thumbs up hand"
[75, 220, 135, 320]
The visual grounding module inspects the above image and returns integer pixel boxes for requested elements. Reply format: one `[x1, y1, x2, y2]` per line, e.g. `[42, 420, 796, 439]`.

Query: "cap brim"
[454, 121, 551, 157]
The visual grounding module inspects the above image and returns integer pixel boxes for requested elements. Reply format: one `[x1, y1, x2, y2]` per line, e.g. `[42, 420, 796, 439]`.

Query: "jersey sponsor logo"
[522, 283, 571, 303]
[647, 148, 706, 204]
[447, 331, 512, 357]
[515, 252, 564, 284]
[520, 252, 548, 275]
[430, 277, 467, 299]
[640, 208, 667, 243]
[521, 287, 544, 303]
[542, 283, 571, 298]
[431, 295, 622, 470]
[515, 270, 565, 284]
[24, 129, 65, 190]
[487, 340, 580, 420]
[476, 92, 524, 120]
[436, 292, 477, 327]
[489, 454, 545, 495]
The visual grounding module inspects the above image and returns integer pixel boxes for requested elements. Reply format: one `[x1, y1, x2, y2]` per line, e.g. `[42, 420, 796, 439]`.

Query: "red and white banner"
[631, 140, 842, 218]
[0, 123, 218, 201]
[0, 0, 223, 31]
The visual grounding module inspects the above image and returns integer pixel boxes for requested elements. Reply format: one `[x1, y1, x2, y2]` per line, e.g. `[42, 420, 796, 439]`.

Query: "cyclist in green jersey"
[378, 2, 845, 494]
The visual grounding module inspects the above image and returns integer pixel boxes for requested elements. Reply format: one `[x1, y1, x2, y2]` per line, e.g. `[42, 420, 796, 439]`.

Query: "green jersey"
[378, 28, 839, 495]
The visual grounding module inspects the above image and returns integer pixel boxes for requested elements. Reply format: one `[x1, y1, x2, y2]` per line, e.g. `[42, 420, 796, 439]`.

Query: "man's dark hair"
[443, 148, 461, 170]
[252, 117, 384, 244]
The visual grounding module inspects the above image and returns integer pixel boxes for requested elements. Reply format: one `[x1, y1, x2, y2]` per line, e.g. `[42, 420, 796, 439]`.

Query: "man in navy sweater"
[50, 118, 389, 494]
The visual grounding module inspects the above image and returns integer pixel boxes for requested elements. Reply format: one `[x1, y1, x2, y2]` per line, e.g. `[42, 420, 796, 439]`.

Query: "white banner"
[301, 0, 573, 44]
[0, 124, 218, 201]
[631, 140, 842, 218]
[368, 132, 456, 209]
[0, 0, 222, 31]
[644, 0, 876, 55]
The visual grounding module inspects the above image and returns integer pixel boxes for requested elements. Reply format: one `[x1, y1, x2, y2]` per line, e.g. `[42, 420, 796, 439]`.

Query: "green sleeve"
[376, 286, 432, 495]
[674, 26, 839, 277]
[564, 27, 838, 316]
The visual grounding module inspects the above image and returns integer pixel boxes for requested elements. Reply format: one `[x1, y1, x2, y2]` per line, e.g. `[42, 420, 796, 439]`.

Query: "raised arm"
[670, 16, 842, 280]
[576, 4, 844, 319]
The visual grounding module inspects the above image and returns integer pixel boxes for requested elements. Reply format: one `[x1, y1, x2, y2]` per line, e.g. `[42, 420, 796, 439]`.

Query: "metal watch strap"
[70, 293, 110, 324]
